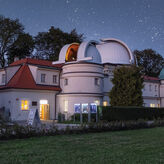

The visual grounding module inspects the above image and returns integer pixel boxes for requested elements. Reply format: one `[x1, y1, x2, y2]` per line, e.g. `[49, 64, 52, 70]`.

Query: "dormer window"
[53, 75, 57, 84]
[41, 74, 46, 83]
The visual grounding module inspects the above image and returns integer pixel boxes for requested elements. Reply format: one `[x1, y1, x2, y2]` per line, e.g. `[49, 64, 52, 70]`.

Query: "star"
[74, 8, 78, 13]
[66, 0, 70, 4]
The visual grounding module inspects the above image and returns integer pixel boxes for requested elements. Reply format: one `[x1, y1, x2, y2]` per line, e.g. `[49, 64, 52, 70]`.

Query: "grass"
[0, 127, 164, 164]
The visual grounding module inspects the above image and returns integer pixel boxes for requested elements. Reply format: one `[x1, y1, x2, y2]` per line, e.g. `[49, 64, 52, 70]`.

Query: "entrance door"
[40, 104, 50, 120]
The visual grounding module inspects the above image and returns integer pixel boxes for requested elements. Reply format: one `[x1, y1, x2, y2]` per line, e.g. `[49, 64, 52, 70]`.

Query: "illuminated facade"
[0, 38, 162, 121]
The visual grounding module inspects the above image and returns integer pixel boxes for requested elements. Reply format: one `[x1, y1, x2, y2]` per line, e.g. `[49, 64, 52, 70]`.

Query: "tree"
[134, 49, 164, 77]
[0, 15, 24, 67]
[34, 26, 83, 61]
[7, 33, 34, 64]
[109, 66, 143, 106]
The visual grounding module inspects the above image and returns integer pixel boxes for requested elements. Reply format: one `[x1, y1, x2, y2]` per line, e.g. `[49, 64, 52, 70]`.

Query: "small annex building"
[0, 38, 163, 121]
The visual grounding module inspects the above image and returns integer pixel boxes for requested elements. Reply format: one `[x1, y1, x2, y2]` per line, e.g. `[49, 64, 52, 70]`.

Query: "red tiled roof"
[144, 76, 159, 81]
[0, 64, 61, 91]
[10, 58, 64, 68]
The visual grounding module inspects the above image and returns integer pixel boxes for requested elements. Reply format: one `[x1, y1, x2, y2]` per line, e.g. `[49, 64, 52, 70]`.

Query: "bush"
[1, 119, 164, 140]
[98, 106, 164, 121]
[58, 113, 65, 122]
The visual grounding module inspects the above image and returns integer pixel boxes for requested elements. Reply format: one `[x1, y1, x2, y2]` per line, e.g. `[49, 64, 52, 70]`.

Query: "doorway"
[40, 104, 50, 120]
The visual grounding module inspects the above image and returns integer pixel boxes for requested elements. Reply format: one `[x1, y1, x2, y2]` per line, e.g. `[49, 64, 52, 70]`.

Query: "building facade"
[0, 38, 163, 121]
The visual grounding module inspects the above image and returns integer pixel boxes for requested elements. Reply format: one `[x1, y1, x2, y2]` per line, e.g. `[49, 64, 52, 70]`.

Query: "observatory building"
[0, 38, 162, 121]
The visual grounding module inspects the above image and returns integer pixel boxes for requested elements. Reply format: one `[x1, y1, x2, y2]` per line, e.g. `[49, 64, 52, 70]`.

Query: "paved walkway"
[14, 120, 81, 130]
[41, 120, 80, 130]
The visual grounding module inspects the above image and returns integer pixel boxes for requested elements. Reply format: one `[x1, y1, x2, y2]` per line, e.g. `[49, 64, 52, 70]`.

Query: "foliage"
[98, 106, 164, 121]
[7, 33, 34, 64]
[109, 66, 144, 106]
[58, 113, 66, 122]
[134, 49, 164, 77]
[0, 15, 83, 67]
[73, 113, 97, 123]
[0, 15, 24, 67]
[34, 26, 83, 61]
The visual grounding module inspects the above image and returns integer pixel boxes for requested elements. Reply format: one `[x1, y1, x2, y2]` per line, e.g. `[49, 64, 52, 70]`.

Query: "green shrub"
[1, 119, 164, 140]
[98, 106, 164, 121]
[58, 113, 65, 122]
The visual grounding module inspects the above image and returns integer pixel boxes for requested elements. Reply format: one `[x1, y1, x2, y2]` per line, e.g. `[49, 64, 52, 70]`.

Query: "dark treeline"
[0, 15, 83, 68]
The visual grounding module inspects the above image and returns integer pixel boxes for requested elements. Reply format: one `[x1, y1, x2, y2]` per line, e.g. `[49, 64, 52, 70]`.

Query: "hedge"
[98, 106, 164, 121]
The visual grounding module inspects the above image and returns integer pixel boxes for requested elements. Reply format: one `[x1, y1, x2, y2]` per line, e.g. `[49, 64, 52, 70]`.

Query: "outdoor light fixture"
[40, 100, 48, 104]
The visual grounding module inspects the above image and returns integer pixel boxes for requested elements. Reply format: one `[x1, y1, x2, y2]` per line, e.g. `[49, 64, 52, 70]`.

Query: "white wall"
[29, 65, 38, 82]
[6, 66, 20, 83]
[0, 89, 58, 121]
[143, 98, 160, 107]
[142, 81, 160, 107]
[36, 68, 60, 86]
[142, 81, 159, 97]
[61, 63, 104, 94]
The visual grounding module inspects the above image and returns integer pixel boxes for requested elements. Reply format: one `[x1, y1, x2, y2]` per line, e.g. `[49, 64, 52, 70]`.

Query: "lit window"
[74, 104, 81, 113]
[149, 84, 152, 91]
[21, 100, 29, 110]
[40, 100, 48, 104]
[157, 104, 160, 108]
[150, 103, 155, 108]
[82, 103, 89, 113]
[64, 79, 68, 86]
[90, 103, 97, 113]
[2, 74, 5, 83]
[94, 100, 100, 105]
[95, 78, 100, 85]
[103, 101, 108, 106]
[41, 74, 46, 83]
[64, 100, 68, 112]
[53, 75, 57, 84]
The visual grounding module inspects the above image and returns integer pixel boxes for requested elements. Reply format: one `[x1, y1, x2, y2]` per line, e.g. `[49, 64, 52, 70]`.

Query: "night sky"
[0, 0, 164, 55]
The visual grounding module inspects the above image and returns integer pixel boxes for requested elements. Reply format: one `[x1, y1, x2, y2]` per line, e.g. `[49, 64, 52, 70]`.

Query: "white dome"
[77, 41, 102, 64]
[96, 38, 134, 64]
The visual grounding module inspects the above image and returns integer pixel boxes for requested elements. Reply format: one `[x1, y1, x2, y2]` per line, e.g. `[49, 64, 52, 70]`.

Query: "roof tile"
[10, 58, 64, 68]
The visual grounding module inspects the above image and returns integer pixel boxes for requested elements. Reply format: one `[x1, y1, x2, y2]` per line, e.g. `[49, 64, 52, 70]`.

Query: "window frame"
[95, 78, 100, 86]
[149, 84, 152, 91]
[41, 73, 46, 83]
[21, 100, 29, 110]
[64, 78, 68, 86]
[2, 74, 5, 84]
[155, 85, 157, 92]
[53, 75, 57, 84]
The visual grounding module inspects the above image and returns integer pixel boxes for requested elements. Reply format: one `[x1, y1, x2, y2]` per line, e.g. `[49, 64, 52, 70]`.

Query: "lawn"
[0, 127, 164, 164]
